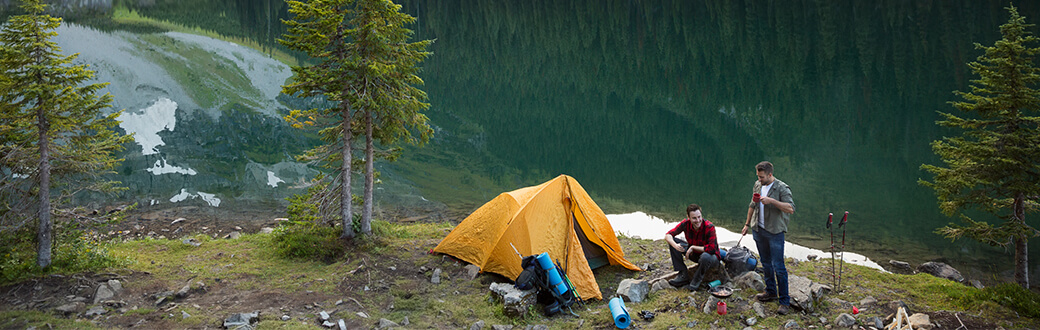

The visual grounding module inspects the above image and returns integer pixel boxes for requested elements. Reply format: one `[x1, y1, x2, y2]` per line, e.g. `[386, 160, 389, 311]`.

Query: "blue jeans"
[754, 227, 790, 306]
[668, 237, 720, 288]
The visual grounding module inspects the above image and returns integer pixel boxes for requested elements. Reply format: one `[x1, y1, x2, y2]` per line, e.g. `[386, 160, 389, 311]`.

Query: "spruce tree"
[0, 0, 132, 267]
[921, 5, 1040, 289]
[280, 0, 431, 238]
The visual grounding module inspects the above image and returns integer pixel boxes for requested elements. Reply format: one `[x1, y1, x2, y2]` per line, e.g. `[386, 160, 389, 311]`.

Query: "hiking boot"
[755, 292, 778, 302]
[777, 304, 791, 315]
[668, 272, 691, 287]
[685, 280, 704, 292]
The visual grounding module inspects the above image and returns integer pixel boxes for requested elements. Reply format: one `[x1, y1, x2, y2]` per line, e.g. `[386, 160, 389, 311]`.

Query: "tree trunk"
[340, 106, 355, 239]
[36, 105, 51, 268]
[1014, 192, 1029, 289]
[361, 108, 374, 235]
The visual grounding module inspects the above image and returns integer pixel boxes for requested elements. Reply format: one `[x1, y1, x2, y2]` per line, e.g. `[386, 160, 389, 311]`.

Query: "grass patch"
[0, 310, 97, 329]
[0, 225, 129, 285]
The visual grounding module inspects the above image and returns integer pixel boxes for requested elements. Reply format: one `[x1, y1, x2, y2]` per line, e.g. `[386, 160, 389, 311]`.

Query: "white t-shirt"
[758, 181, 774, 228]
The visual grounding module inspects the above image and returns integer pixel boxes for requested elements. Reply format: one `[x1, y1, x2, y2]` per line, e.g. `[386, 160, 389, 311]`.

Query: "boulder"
[702, 295, 721, 314]
[783, 319, 799, 328]
[733, 271, 765, 292]
[834, 313, 856, 328]
[54, 302, 86, 315]
[464, 264, 481, 280]
[489, 282, 536, 318]
[888, 260, 913, 274]
[752, 302, 767, 318]
[470, 320, 485, 330]
[176, 284, 192, 298]
[338, 319, 347, 330]
[970, 279, 984, 289]
[858, 296, 877, 307]
[865, 316, 884, 329]
[93, 284, 116, 304]
[319, 311, 330, 321]
[491, 326, 513, 330]
[107, 280, 123, 294]
[431, 268, 442, 284]
[909, 313, 933, 330]
[378, 318, 399, 328]
[916, 262, 964, 283]
[85, 306, 107, 317]
[648, 279, 671, 294]
[223, 312, 258, 330]
[615, 279, 650, 303]
[787, 274, 831, 312]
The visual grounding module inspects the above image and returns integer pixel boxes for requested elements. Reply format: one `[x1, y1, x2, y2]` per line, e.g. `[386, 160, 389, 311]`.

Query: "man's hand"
[685, 246, 694, 259]
[741, 224, 749, 235]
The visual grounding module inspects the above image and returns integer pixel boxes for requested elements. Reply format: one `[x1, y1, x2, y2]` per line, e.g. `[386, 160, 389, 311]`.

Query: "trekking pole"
[825, 213, 835, 289]
[837, 211, 848, 292]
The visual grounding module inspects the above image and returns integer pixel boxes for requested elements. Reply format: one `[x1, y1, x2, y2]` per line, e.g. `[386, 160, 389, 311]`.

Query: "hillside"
[1, 215, 1037, 329]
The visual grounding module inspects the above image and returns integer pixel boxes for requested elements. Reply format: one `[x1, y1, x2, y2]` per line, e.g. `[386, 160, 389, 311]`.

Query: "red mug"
[752, 193, 761, 203]
[717, 301, 727, 315]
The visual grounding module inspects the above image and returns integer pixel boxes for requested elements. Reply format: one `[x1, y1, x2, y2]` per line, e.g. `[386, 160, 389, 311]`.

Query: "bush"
[976, 283, 1040, 318]
[270, 221, 345, 263]
[0, 222, 127, 285]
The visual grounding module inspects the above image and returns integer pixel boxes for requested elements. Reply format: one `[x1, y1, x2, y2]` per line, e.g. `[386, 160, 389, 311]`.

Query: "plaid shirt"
[667, 219, 721, 259]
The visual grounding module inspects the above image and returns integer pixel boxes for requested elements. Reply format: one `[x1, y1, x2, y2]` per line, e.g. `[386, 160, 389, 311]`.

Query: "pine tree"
[0, 0, 132, 268]
[280, 0, 431, 238]
[921, 5, 1040, 289]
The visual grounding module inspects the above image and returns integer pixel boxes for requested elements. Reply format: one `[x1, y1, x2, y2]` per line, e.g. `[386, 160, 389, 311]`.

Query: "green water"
[8, 0, 1038, 280]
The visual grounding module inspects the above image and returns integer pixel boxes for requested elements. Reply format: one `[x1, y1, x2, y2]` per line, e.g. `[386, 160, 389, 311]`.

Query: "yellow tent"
[433, 175, 642, 300]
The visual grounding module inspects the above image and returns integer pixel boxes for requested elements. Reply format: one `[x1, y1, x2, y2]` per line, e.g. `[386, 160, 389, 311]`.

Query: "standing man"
[665, 204, 721, 291]
[741, 161, 796, 315]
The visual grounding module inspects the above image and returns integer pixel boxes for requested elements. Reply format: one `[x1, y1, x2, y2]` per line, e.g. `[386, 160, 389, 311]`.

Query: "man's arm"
[741, 206, 754, 235]
[665, 233, 682, 252]
[762, 196, 794, 214]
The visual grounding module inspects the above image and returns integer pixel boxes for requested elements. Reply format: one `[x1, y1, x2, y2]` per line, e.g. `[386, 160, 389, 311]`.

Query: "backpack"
[723, 245, 756, 275]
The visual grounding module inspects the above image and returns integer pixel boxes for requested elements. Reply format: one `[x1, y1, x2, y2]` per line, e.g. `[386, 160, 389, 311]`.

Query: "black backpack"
[724, 245, 756, 275]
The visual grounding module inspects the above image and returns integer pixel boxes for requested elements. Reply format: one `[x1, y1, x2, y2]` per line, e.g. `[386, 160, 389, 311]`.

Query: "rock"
[835, 313, 856, 328]
[470, 320, 485, 330]
[402, 316, 409, 325]
[916, 262, 964, 283]
[788, 274, 831, 312]
[260, 227, 274, 234]
[648, 279, 671, 294]
[887, 300, 910, 315]
[223, 312, 259, 330]
[431, 268, 442, 284]
[319, 311, 330, 321]
[54, 302, 85, 314]
[686, 321, 698, 327]
[818, 317, 827, 325]
[733, 271, 766, 292]
[85, 306, 107, 317]
[858, 296, 877, 307]
[491, 326, 513, 330]
[281, 315, 290, 321]
[182, 238, 201, 247]
[464, 264, 481, 280]
[322, 320, 335, 328]
[909, 313, 933, 329]
[525, 325, 548, 330]
[807, 254, 818, 261]
[489, 282, 537, 318]
[702, 295, 721, 314]
[176, 284, 191, 298]
[865, 316, 883, 329]
[889, 260, 913, 274]
[338, 319, 347, 330]
[224, 231, 242, 239]
[378, 318, 399, 328]
[155, 296, 170, 307]
[182, 311, 191, 319]
[752, 302, 767, 318]
[745, 317, 757, 326]
[970, 279, 984, 289]
[172, 218, 186, 224]
[94, 283, 116, 304]
[615, 279, 650, 303]
[107, 280, 123, 294]
[356, 312, 369, 318]
[783, 319, 800, 328]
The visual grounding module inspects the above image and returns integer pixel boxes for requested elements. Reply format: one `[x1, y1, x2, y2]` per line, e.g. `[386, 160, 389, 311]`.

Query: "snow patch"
[169, 188, 221, 207]
[266, 171, 285, 187]
[606, 212, 884, 271]
[119, 98, 178, 155]
[146, 158, 197, 175]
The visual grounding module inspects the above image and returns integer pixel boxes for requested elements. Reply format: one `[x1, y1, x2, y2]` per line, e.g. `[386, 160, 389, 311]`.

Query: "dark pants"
[754, 227, 790, 306]
[668, 237, 720, 288]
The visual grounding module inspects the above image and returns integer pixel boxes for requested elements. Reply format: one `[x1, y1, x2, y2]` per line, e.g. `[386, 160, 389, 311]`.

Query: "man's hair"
[756, 161, 774, 175]
[686, 204, 701, 215]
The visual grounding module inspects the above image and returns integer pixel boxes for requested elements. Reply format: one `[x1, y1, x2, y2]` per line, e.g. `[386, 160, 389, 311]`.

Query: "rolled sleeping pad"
[608, 296, 631, 329]
[535, 252, 569, 296]
[720, 249, 758, 268]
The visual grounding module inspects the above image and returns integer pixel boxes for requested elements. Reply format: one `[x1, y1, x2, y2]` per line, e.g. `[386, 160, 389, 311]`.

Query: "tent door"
[573, 216, 609, 269]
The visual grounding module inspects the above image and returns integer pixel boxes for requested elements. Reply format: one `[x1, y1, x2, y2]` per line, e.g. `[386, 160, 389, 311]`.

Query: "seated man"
[665, 204, 721, 291]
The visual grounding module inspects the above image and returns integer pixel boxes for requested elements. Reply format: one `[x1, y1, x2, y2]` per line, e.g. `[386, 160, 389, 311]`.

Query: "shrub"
[270, 221, 344, 263]
[0, 220, 128, 285]
[976, 283, 1040, 318]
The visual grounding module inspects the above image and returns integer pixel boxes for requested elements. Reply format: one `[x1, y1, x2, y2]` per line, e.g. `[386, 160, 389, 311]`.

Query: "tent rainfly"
[433, 175, 642, 300]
